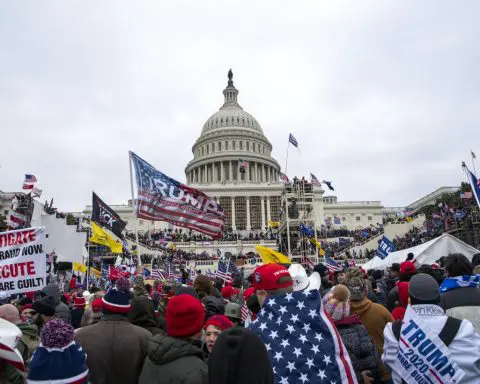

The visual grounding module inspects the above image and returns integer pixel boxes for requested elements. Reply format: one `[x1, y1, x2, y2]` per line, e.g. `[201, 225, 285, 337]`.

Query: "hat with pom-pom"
[27, 318, 88, 383]
[102, 277, 131, 314]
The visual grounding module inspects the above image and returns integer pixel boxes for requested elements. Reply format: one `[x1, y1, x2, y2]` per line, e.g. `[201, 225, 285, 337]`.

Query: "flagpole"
[86, 224, 91, 290]
[128, 151, 142, 266]
[285, 141, 290, 175]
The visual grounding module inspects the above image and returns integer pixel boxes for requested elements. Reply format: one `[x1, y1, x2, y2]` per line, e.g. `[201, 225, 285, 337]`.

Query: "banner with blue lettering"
[395, 306, 465, 383]
[376, 236, 396, 260]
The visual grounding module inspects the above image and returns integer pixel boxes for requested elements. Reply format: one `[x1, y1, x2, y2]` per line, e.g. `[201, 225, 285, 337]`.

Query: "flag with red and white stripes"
[130, 152, 225, 239]
[8, 211, 26, 229]
[151, 269, 165, 281]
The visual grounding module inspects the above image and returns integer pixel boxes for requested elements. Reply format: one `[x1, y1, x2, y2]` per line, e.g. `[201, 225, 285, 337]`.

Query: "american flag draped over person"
[249, 290, 356, 384]
[130, 151, 226, 238]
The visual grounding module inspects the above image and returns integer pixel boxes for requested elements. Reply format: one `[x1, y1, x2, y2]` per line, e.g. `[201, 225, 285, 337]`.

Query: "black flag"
[91, 192, 126, 238]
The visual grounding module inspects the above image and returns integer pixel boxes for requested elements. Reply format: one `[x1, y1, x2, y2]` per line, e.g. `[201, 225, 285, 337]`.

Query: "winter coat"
[386, 286, 399, 312]
[334, 314, 379, 383]
[201, 296, 225, 321]
[139, 334, 208, 384]
[41, 284, 71, 323]
[75, 314, 151, 384]
[129, 296, 163, 335]
[440, 286, 480, 333]
[373, 278, 388, 306]
[350, 298, 394, 381]
[16, 322, 39, 365]
[71, 308, 84, 329]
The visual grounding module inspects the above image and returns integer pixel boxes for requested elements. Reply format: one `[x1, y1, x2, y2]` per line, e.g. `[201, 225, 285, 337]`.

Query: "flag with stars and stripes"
[151, 269, 165, 281]
[215, 260, 235, 283]
[325, 256, 343, 273]
[249, 290, 357, 384]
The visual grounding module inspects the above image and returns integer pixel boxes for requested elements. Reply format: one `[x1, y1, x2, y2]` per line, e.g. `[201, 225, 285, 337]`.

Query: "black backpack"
[391, 317, 462, 384]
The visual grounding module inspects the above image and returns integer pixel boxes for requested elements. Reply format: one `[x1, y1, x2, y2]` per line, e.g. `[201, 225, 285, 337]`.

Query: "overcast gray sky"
[1, 1, 479, 212]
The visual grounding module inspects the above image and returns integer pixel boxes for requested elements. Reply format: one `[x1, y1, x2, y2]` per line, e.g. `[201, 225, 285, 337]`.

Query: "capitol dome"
[185, 70, 281, 186]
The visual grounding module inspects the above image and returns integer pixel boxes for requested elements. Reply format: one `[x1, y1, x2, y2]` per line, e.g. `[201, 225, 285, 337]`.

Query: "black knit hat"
[32, 296, 56, 317]
[208, 327, 274, 384]
[314, 263, 329, 277]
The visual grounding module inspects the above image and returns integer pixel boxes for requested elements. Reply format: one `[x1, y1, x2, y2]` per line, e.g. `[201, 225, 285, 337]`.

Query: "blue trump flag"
[299, 223, 315, 238]
[249, 290, 357, 383]
[376, 235, 396, 260]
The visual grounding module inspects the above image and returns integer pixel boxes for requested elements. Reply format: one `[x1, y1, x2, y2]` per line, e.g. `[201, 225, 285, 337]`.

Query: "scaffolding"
[278, 181, 318, 267]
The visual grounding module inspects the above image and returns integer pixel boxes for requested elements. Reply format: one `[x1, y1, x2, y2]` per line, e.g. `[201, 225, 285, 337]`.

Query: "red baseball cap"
[253, 264, 292, 291]
[400, 261, 416, 274]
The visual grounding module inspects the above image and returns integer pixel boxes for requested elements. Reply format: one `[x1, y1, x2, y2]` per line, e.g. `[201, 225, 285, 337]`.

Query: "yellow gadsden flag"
[255, 245, 291, 265]
[89, 222, 123, 253]
[267, 220, 280, 228]
[73, 262, 88, 273]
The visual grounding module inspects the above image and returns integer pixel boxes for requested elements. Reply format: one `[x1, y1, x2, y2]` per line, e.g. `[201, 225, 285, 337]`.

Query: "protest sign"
[376, 235, 396, 260]
[0, 227, 47, 295]
[395, 306, 465, 384]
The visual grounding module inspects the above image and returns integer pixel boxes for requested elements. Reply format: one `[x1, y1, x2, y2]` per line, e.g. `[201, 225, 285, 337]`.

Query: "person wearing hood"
[0, 303, 39, 367]
[71, 297, 86, 329]
[129, 294, 162, 336]
[208, 327, 274, 384]
[75, 278, 151, 384]
[323, 285, 379, 384]
[40, 283, 71, 323]
[314, 263, 331, 296]
[139, 294, 208, 384]
[346, 270, 393, 383]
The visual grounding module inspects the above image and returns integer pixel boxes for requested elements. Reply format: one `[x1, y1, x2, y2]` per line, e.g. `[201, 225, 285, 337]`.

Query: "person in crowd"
[32, 295, 56, 332]
[20, 304, 35, 322]
[474, 264, 480, 275]
[384, 263, 400, 293]
[0, 303, 39, 367]
[87, 298, 103, 325]
[333, 269, 346, 285]
[208, 327, 274, 384]
[69, 274, 77, 291]
[383, 273, 480, 384]
[28, 318, 89, 383]
[204, 315, 234, 358]
[71, 296, 86, 329]
[471, 252, 480, 269]
[194, 274, 216, 299]
[80, 291, 104, 327]
[40, 283, 71, 323]
[323, 285, 379, 384]
[439, 253, 480, 332]
[370, 270, 387, 306]
[75, 277, 151, 384]
[129, 290, 163, 335]
[253, 264, 294, 308]
[221, 285, 240, 301]
[224, 302, 243, 326]
[386, 261, 416, 311]
[313, 263, 331, 296]
[202, 294, 225, 322]
[139, 294, 208, 384]
[390, 307, 406, 321]
[346, 269, 393, 383]
[0, 318, 26, 384]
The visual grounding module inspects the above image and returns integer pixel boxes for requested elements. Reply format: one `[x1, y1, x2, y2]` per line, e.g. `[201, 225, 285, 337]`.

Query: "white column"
[213, 162, 217, 182]
[246, 163, 250, 182]
[231, 197, 236, 230]
[256, 163, 259, 182]
[220, 162, 224, 182]
[204, 164, 208, 183]
[266, 196, 271, 221]
[246, 196, 251, 230]
[261, 196, 266, 229]
[229, 161, 233, 182]
[262, 164, 266, 182]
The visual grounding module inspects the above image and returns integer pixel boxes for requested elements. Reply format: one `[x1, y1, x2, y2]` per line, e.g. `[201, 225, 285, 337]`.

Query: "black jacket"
[440, 286, 480, 333]
[201, 296, 224, 321]
[129, 296, 163, 335]
[334, 314, 379, 383]
[139, 334, 208, 384]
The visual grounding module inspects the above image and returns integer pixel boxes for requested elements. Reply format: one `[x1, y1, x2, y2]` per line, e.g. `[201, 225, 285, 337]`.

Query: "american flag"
[310, 173, 321, 185]
[302, 256, 316, 269]
[241, 303, 250, 322]
[249, 290, 356, 384]
[130, 151, 225, 239]
[22, 183, 34, 190]
[238, 160, 249, 169]
[325, 256, 343, 272]
[101, 263, 109, 281]
[279, 172, 289, 183]
[215, 260, 235, 283]
[24, 174, 37, 183]
[151, 269, 165, 281]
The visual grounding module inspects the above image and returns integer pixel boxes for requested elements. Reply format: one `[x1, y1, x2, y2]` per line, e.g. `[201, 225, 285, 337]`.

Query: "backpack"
[391, 317, 462, 384]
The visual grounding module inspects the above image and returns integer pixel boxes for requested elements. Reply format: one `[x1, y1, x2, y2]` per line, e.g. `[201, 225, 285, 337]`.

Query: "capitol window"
[207, 145, 210, 154]
[218, 142, 221, 151]
[368, 216, 373, 221]
[225, 141, 228, 150]
[356, 216, 361, 221]
[246, 141, 250, 151]
[233, 141, 236, 150]
[240, 141, 243, 150]
[212, 143, 215, 152]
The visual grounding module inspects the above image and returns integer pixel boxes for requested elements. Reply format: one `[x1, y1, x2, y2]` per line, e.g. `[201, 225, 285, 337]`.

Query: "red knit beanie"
[166, 294, 205, 338]
[221, 286, 239, 299]
[392, 307, 406, 321]
[204, 315, 234, 331]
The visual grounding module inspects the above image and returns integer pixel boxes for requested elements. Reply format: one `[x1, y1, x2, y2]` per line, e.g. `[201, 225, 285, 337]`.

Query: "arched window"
[225, 141, 229, 150]
[218, 142, 221, 151]
[232, 141, 236, 150]
[246, 141, 250, 151]
[207, 145, 210, 154]
[240, 141, 243, 150]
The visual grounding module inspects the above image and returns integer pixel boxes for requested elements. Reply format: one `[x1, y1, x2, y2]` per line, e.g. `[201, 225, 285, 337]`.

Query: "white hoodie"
[383, 304, 480, 384]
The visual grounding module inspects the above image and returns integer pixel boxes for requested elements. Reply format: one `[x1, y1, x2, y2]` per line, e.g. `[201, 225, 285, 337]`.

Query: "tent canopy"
[362, 234, 479, 271]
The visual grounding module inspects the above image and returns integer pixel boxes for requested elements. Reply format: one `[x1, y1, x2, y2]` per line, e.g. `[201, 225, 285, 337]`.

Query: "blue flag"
[143, 268, 151, 279]
[376, 236, 396, 260]
[467, 169, 480, 208]
[288, 133, 298, 147]
[249, 290, 356, 383]
[299, 223, 314, 238]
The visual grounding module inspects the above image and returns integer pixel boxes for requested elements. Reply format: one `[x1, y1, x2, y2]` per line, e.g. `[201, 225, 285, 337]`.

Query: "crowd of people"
[1, 248, 479, 383]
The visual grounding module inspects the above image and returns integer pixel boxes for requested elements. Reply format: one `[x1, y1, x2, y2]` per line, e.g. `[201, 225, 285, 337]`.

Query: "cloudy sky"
[1, 1, 479, 212]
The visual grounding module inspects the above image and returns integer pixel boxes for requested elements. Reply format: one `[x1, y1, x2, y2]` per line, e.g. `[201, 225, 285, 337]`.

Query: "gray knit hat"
[408, 273, 440, 302]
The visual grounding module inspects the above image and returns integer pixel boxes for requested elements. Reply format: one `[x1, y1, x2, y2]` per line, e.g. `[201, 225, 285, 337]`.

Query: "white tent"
[362, 234, 480, 270]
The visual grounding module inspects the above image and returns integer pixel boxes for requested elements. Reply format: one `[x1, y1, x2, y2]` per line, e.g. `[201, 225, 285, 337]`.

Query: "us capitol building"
[84, 71, 383, 250]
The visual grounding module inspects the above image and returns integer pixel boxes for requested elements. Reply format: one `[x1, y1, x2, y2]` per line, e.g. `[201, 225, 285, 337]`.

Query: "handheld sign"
[0, 227, 47, 294]
[376, 235, 396, 260]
